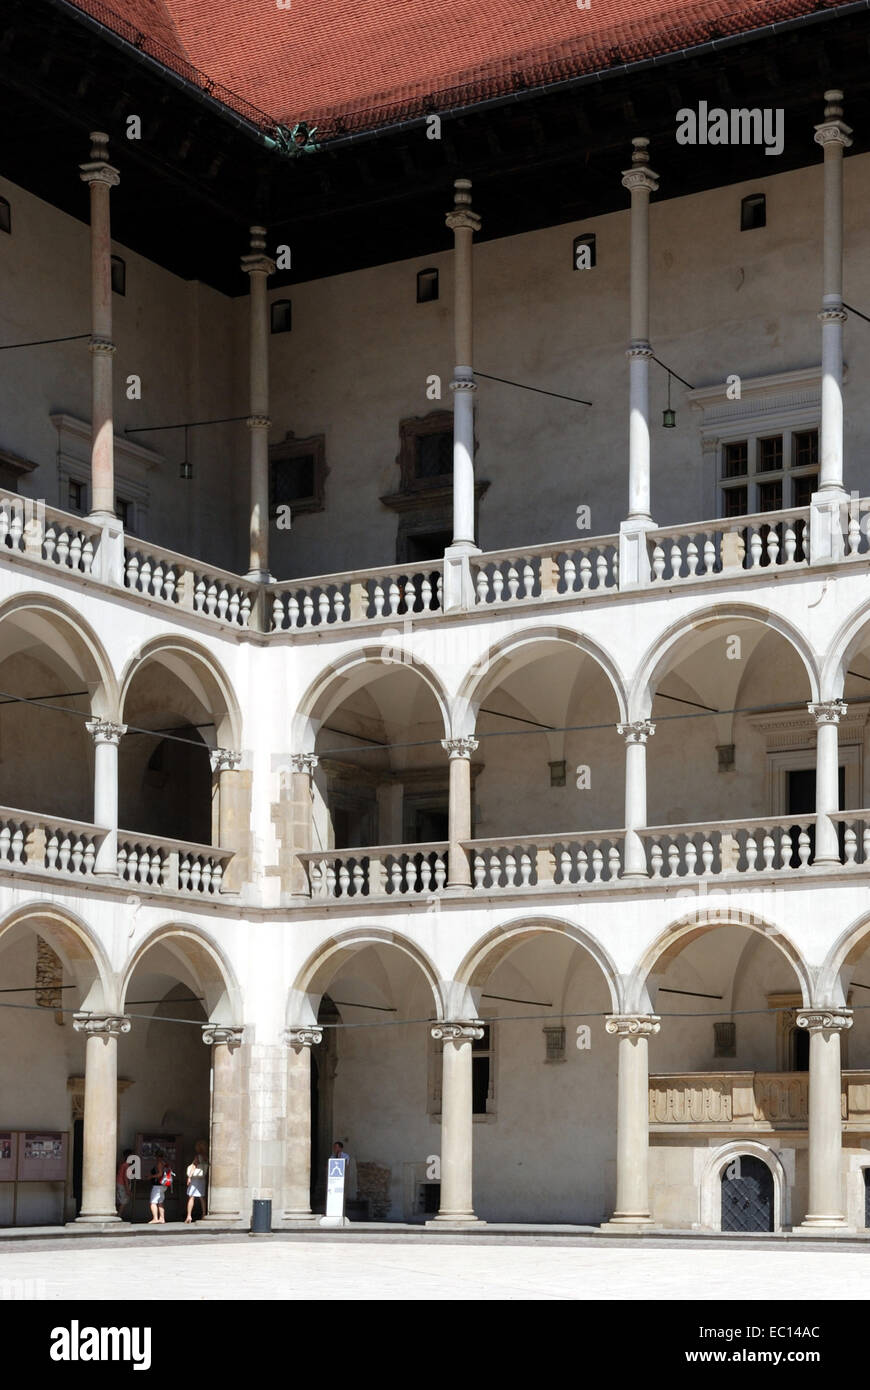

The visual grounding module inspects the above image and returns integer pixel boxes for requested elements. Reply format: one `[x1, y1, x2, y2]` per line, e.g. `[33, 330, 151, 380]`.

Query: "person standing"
[184, 1140, 208, 1223]
[115, 1150, 135, 1220]
[148, 1150, 172, 1224]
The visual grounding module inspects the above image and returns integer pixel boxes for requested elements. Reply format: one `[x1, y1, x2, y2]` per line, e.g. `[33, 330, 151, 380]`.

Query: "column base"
[280, 1214, 318, 1227]
[319, 1215, 350, 1227]
[245, 568, 273, 584]
[600, 1214, 657, 1233]
[426, 1213, 485, 1227]
[198, 1213, 243, 1228]
[618, 518, 656, 591]
[75, 1212, 121, 1225]
[809, 488, 848, 565]
[618, 872, 650, 885]
[797, 1214, 850, 1231]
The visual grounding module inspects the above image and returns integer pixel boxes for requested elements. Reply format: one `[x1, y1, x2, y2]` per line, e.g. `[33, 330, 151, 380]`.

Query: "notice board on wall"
[17, 1132, 67, 1181]
[136, 1133, 180, 1173]
[0, 1132, 17, 1181]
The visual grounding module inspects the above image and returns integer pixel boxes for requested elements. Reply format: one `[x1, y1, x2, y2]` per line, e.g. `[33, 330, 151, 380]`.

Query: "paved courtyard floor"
[2, 1233, 870, 1300]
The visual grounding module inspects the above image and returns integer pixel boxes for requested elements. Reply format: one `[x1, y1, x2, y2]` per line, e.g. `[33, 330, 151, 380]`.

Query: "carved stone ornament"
[246, 415, 272, 429]
[796, 1008, 853, 1033]
[85, 719, 127, 745]
[88, 337, 117, 355]
[290, 753, 319, 776]
[283, 1026, 323, 1048]
[807, 700, 847, 725]
[431, 1021, 485, 1042]
[442, 737, 479, 760]
[72, 1013, 132, 1037]
[617, 720, 656, 745]
[605, 1014, 661, 1038]
[201, 1024, 245, 1048]
[625, 344, 654, 360]
[210, 748, 243, 774]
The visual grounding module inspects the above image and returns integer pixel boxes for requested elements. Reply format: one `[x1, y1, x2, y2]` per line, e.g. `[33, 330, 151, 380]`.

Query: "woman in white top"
[185, 1140, 208, 1223]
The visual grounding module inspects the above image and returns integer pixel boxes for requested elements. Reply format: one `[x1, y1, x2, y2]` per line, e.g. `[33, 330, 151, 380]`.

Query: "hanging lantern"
[662, 372, 676, 428]
[179, 425, 193, 479]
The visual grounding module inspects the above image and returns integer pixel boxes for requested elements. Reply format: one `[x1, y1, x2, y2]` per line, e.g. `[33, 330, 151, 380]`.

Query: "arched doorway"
[721, 1153, 774, 1232]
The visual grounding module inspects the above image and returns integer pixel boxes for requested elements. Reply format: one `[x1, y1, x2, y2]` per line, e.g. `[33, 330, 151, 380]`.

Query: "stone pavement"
[1, 1234, 869, 1300]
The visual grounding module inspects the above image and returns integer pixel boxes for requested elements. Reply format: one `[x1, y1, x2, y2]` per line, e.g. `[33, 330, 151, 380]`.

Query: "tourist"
[115, 1150, 135, 1220]
[148, 1150, 172, 1224]
[184, 1140, 208, 1223]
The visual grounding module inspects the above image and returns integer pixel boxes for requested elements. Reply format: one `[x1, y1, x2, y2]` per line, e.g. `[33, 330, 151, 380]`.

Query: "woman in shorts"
[184, 1140, 208, 1223]
[148, 1151, 170, 1224]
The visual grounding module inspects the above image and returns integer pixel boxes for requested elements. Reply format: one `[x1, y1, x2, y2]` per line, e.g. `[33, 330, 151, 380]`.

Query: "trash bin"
[250, 1198, 272, 1234]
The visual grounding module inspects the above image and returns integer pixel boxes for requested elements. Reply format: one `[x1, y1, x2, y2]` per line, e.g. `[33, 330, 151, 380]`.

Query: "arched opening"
[456, 919, 619, 1223]
[638, 916, 809, 1231]
[119, 644, 238, 847]
[0, 601, 113, 825]
[0, 907, 109, 1226]
[118, 930, 237, 1223]
[306, 657, 449, 854]
[819, 916, 870, 1227]
[720, 1152, 774, 1232]
[293, 933, 442, 1221]
[636, 613, 821, 874]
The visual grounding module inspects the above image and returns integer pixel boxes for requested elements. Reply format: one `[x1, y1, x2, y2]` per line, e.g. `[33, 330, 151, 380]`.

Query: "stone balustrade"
[116, 832, 233, 895]
[645, 506, 810, 584]
[473, 538, 619, 605]
[0, 491, 99, 576]
[642, 815, 820, 878]
[124, 540, 259, 629]
[0, 807, 103, 876]
[301, 844, 449, 898]
[468, 832, 624, 888]
[270, 564, 443, 630]
[649, 1070, 870, 1130]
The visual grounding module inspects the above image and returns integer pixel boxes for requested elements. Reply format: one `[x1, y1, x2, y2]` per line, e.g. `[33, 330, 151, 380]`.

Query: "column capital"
[73, 1012, 131, 1037]
[815, 90, 852, 149]
[210, 748, 242, 774]
[606, 1014, 661, 1038]
[85, 718, 127, 746]
[290, 752, 319, 776]
[621, 139, 659, 193]
[442, 737, 479, 760]
[79, 133, 120, 188]
[246, 414, 272, 429]
[446, 177, 481, 234]
[88, 337, 117, 355]
[625, 343, 653, 360]
[617, 720, 655, 745]
[241, 225, 276, 277]
[796, 1008, 853, 1033]
[283, 1026, 323, 1048]
[431, 1021, 484, 1042]
[808, 700, 847, 725]
[201, 1023, 245, 1049]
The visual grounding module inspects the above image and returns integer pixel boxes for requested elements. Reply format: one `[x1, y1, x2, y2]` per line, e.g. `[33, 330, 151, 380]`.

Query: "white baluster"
[56, 529, 70, 566]
[434, 857, 446, 889]
[798, 831, 811, 867]
[190, 858, 202, 892]
[650, 843, 663, 878]
[212, 861, 224, 893]
[578, 555, 591, 589]
[201, 861, 213, 894]
[596, 553, 608, 588]
[228, 590, 240, 624]
[701, 840, 714, 874]
[686, 537, 699, 576]
[83, 840, 96, 874]
[194, 578, 206, 612]
[766, 528, 779, 565]
[421, 576, 432, 609]
[216, 585, 229, 620]
[9, 508, 23, 551]
[492, 568, 504, 601]
[325, 863, 337, 896]
[420, 858, 432, 892]
[0, 824, 10, 863]
[591, 847, 604, 882]
[318, 592, 330, 624]
[71, 838, 84, 874]
[179, 855, 192, 891]
[272, 595, 285, 631]
[45, 831, 58, 869]
[784, 525, 797, 564]
[43, 524, 57, 563]
[163, 566, 176, 602]
[338, 863, 350, 895]
[745, 834, 758, 871]
[652, 543, 665, 580]
[352, 863, 364, 896]
[519, 851, 532, 886]
[863, 826, 870, 864]
[506, 565, 519, 600]
[670, 541, 682, 578]
[475, 570, 489, 603]
[489, 852, 501, 886]
[288, 594, 300, 627]
[703, 536, 716, 572]
[58, 835, 72, 871]
[667, 842, 680, 877]
[576, 847, 588, 881]
[334, 589, 346, 622]
[608, 845, 620, 879]
[559, 849, 572, 883]
[848, 510, 861, 555]
[302, 594, 314, 625]
[435, 574, 443, 608]
[151, 560, 164, 597]
[779, 830, 792, 869]
[522, 561, 534, 597]
[140, 556, 152, 593]
[388, 579, 400, 614]
[505, 851, 517, 886]
[82, 537, 94, 574]
[390, 861, 403, 894]
[684, 840, 698, 876]
[749, 529, 763, 568]
[373, 582, 385, 616]
[10, 826, 23, 865]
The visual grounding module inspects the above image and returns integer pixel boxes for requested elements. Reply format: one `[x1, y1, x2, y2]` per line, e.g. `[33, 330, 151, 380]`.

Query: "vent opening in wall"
[0, 197, 10, 235]
[573, 232, 596, 269]
[713, 1021, 736, 1057]
[416, 268, 438, 303]
[110, 255, 126, 295]
[740, 194, 766, 231]
[271, 299, 292, 334]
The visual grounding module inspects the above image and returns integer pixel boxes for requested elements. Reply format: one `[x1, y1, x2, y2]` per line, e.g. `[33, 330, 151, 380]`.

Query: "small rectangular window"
[793, 429, 819, 470]
[271, 299, 292, 334]
[714, 1021, 736, 1058]
[722, 442, 748, 478]
[756, 436, 783, 474]
[757, 479, 783, 512]
[0, 198, 11, 235]
[573, 232, 596, 270]
[110, 255, 126, 296]
[792, 473, 817, 508]
[741, 194, 766, 231]
[722, 485, 748, 518]
[416, 268, 438, 303]
[115, 498, 131, 527]
[415, 431, 453, 480]
[68, 480, 86, 513]
[270, 453, 315, 509]
[544, 1026, 566, 1062]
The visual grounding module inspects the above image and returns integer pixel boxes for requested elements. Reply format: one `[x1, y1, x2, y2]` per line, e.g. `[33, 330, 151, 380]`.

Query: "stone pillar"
[281, 1027, 322, 1222]
[443, 179, 482, 611]
[442, 737, 478, 888]
[241, 226, 276, 582]
[288, 753, 318, 897]
[809, 701, 846, 866]
[797, 1007, 852, 1228]
[602, 1014, 660, 1229]
[86, 719, 126, 875]
[202, 1024, 245, 1222]
[811, 91, 852, 564]
[618, 139, 659, 589]
[79, 133, 119, 522]
[210, 749, 249, 893]
[618, 720, 655, 880]
[428, 1021, 484, 1224]
[73, 1013, 131, 1222]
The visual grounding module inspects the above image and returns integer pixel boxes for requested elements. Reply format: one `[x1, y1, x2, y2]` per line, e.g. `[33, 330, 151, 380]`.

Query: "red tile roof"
[70, 0, 839, 136]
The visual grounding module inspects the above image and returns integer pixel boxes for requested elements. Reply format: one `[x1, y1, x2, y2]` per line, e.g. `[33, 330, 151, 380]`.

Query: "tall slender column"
[443, 179, 481, 610]
[79, 133, 120, 522]
[797, 1007, 852, 1229]
[86, 719, 126, 875]
[442, 737, 477, 888]
[811, 91, 852, 563]
[809, 701, 846, 865]
[602, 1014, 660, 1228]
[289, 752, 319, 897]
[619, 139, 659, 590]
[202, 1024, 245, 1221]
[242, 227, 276, 582]
[618, 720, 655, 880]
[428, 1021, 484, 1224]
[73, 1013, 131, 1221]
[281, 1027, 322, 1222]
